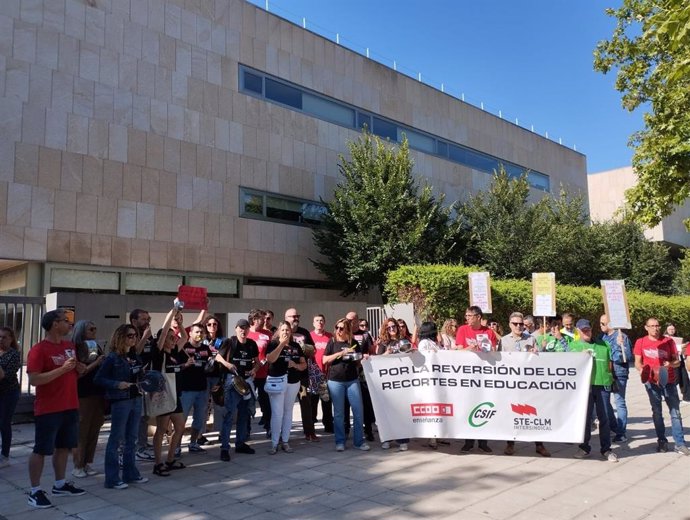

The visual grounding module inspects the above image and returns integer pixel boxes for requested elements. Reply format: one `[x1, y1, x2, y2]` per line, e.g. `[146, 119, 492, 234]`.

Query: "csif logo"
[511, 404, 537, 416]
[411, 403, 454, 417]
[468, 401, 496, 427]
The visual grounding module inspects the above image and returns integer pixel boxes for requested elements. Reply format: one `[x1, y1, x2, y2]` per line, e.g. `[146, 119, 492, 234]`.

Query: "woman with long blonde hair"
[323, 318, 370, 452]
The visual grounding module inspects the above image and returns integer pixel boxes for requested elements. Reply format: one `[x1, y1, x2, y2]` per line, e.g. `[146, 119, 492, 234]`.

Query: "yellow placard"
[532, 273, 556, 317]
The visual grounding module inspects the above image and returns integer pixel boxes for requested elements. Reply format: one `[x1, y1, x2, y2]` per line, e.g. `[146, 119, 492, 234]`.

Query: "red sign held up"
[177, 285, 208, 310]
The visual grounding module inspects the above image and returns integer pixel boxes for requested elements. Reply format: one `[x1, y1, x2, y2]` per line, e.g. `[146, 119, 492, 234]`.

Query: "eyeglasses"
[126, 333, 137, 339]
[599, 322, 607, 326]
[387, 325, 398, 330]
[398, 323, 407, 328]
[206, 322, 218, 327]
[510, 322, 524, 327]
[335, 325, 346, 331]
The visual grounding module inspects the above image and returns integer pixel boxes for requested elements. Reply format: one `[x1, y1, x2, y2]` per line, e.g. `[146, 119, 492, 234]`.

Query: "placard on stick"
[468, 272, 492, 313]
[532, 273, 556, 317]
[177, 285, 208, 310]
[600, 280, 631, 329]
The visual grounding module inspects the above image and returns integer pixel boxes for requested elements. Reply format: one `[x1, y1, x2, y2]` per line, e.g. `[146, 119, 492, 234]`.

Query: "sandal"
[153, 463, 170, 477]
[165, 460, 186, 470]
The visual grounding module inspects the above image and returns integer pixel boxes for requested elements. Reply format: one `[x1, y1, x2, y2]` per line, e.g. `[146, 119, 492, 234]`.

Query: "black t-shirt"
[217, 337, 259, 379]
[291, 327, 314, 348]
[139, 335, 158, 368]
[150, 346, 186, 393]
[177, 342, 212, 392]
[266, 340, 304, 384]
[352, 331, 374, 355]
[325, 339, 361, 382]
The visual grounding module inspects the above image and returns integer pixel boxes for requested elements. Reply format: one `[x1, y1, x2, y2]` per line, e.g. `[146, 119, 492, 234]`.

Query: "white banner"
[362, 351, 592, 443]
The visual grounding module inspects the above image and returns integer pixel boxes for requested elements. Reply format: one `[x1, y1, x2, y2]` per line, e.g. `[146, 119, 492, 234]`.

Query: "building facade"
[0, 0, 587, 338]
[588, 166, 690, 251]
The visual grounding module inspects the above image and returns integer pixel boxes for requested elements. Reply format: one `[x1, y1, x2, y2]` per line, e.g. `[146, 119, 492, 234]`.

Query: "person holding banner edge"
[455, 306, 498, 454]
[569, 319, 619, 462]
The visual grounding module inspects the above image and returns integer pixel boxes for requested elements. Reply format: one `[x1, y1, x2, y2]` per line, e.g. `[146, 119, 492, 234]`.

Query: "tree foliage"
[594, 0, 690, 228]
[311, 132, 456, 297]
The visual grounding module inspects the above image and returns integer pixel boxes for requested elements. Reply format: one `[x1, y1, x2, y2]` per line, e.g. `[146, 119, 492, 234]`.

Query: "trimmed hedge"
[385, 265, 690, 340]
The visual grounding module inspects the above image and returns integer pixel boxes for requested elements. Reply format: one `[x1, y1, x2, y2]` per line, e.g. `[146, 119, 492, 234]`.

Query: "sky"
[246, 0, 642, 174]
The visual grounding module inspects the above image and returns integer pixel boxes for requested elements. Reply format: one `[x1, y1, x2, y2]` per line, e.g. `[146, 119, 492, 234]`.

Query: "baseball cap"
[236, 318, 250, 328]
[575, 319, 591, 330]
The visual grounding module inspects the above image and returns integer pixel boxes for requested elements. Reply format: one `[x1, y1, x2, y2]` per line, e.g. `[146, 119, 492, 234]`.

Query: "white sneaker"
[604, 450, 619, 463]
[84, 465, 98, 476]
[381, 441, 391, 450]
[355, 443, 370, 451]
[336, 444, 345, 452]
[398, 443, 409, 452]
[72, 468, 87, 478]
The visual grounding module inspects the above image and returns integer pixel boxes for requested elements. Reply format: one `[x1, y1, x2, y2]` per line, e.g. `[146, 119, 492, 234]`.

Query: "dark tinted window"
[436, 141, 448, 157]
[243, 71, 263, 94]
[265, 78, 302, 109]
[357, 112, 372, 130]
[372, 117, 397, 141]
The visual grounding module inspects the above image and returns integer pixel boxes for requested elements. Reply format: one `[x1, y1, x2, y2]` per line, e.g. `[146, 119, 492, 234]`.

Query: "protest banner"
[176, 285, 208, 310]
[468, 272, 492, 313]
[362, 350, 591, 443]
[600, 280, 631, 330]
[532, 273, 556, 317]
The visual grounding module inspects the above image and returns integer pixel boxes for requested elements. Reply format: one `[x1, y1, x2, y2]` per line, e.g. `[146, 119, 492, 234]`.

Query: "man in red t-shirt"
[634, 317, 688, 455]
[26, 309, 86, 508]
[455, 306, 498, 454]
[312, 314, 334, 433]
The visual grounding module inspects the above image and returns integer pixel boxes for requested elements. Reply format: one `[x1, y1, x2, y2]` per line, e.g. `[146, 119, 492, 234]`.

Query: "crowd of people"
[0, 304, 688, 510]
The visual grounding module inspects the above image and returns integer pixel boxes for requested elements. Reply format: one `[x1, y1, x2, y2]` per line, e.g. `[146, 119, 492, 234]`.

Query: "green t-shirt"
[569, 339, 613, 386]
[536, 333, 569, 352]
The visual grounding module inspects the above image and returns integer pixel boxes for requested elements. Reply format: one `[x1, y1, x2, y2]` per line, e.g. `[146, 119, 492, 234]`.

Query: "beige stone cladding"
[0, 0, 586, 281]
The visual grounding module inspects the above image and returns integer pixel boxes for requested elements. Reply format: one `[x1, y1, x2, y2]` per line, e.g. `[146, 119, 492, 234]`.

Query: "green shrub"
[385, 265, 690, 340]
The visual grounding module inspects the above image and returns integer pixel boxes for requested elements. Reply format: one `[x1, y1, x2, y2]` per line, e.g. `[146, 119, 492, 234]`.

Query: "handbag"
[265, 374, 287, 394]
[211, 375, 226, 407]
[144, 358, 177, 417]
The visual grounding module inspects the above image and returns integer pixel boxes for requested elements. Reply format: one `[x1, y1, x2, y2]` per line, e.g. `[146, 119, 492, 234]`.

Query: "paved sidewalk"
[1, 380, 688, 520]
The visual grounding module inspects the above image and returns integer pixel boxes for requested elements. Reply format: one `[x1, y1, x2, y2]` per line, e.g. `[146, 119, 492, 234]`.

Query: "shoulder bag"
[144, 353, 177, 416]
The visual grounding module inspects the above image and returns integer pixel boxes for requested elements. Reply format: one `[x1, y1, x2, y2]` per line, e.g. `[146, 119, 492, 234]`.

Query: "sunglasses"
[207, 322, 218, 327]
[511, 322, 524, 327]
[335, 325, 346, 331]
[387, 325, 398, 330]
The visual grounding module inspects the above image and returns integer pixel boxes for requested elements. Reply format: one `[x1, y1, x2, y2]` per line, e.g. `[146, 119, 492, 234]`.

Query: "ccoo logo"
[468, 401, 496, 427]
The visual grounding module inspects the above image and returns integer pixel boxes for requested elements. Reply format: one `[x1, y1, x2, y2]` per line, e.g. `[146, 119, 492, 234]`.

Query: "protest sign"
[176, 285, 208, 310]
[600, 280, 631, 329]
[532, 273, 556, 317]
[468, 272, 492, 314]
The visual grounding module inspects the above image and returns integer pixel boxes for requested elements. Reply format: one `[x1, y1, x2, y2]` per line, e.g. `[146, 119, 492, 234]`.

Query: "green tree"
[311, 132, 456, 297]
[673, 248, 690, 294]
[594, 0, 690, 228]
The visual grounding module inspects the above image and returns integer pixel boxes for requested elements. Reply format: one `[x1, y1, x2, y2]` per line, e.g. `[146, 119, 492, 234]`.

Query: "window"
[240, 188, 327, 227]
[238, 64, 551, 192]
[265, 78, 302, 109]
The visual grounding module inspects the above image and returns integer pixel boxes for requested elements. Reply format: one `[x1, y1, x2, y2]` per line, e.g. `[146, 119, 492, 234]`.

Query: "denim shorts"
[33, 409, 79, 455]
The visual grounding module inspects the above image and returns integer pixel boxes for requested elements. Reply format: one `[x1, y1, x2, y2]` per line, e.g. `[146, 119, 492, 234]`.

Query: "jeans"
[180, 390, 209, 432]
[105, 398, 142, 487]
[220, 383, 250, 450]
[580, 386, 611, 455]
[328, 379, 365, 447]
[606, 377, 628, 437]
[269, 382, 300, 446]
[0, 387, 20, 457]
[644, 382, 686, 447]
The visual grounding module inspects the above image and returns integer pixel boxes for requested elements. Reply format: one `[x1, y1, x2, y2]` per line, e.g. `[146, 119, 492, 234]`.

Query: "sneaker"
[0, 455, 10, 468]
[235, 443, 256, 454]
[398, 443, 408, 452]
[657, 440, 669, 453]
[281, 443, 293, 453]
[136, 448, 154, 461]
[355, 443, 370, 451]
[28, 489, 53, 508]
[604, 450, 619, 462]
[612, 434, 627, 443]
[129, 476, 149, 484]
[460, 441, 474, 453]
[535, 445, 551, 458]
[573, 448, 590, 459]
[188, 443, 206, 453]
[268, 445, 278, 455]
[72, 467, 87, 478]
[381, 441, 391, 450]
[52, 481, 86, 496]
[674, 445, 690, 456]
[336, 444, 345, 452]
[477, 442, 492, 453]
[220, 449, 231, 461]
[108, 481, 128, 490]
[197, 435, 208, 446]
[85, 465, 98, 476]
